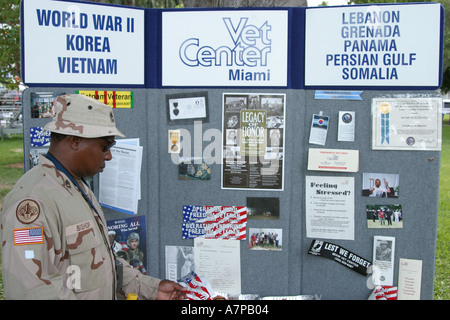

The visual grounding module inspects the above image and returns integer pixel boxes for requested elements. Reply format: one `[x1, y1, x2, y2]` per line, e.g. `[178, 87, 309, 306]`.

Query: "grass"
[434, 121, 450, 300]
[0, 134, 24, 300]
[0, 123, 449, 299]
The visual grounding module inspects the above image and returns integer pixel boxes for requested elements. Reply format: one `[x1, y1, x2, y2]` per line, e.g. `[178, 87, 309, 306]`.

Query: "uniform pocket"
[65, 220, 106, 292]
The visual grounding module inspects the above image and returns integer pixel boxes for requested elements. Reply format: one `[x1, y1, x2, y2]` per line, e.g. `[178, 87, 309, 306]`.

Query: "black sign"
[308, 239, 372, 276]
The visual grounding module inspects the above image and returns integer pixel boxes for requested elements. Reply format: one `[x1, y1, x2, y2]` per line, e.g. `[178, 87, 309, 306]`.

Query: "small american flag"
[14, 227, 44, 246]
[178, 271, 214, 300]
[374, 286, 397, 300]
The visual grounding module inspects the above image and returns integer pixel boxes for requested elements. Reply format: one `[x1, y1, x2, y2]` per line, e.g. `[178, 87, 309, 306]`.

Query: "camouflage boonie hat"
[43, 94, 125, 138]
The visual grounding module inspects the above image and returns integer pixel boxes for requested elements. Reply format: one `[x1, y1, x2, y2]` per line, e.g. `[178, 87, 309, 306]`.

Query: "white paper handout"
[372, 236, 395, 286]
[99, 139, 143, 215]
[338, 111, 355, 142]
[397, 258, 422, 300]
[194, 238, 241, 296]
[305, 176, 355, 240]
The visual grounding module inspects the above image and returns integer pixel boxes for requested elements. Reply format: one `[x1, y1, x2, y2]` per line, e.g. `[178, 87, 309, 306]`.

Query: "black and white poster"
[222, 93, 285, 190]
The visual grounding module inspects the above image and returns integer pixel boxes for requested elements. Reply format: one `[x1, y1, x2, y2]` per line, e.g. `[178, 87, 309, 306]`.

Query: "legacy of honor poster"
[222, 93, 285, 190]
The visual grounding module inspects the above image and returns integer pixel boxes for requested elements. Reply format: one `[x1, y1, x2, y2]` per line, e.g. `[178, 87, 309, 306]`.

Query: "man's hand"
[156, 280, 187, 300]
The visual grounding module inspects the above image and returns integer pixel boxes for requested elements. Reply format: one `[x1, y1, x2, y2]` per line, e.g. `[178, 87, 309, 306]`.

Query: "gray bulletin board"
[21, 87, 441, 299]
[19, 0, 444, 300]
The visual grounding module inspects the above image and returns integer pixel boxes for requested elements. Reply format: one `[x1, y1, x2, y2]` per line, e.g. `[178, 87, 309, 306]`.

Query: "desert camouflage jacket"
[0, 155, 160, 299]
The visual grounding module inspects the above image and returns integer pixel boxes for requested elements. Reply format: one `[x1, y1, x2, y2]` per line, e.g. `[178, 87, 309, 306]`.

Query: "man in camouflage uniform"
[0, 94, 186, 300]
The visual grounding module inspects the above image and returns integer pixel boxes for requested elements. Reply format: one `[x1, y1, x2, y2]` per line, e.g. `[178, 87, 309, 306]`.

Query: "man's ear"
[68, 135, 83, 150]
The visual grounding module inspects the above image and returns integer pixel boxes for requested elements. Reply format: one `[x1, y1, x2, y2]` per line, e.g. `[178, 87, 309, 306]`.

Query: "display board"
[19, 0, 444, 300]
[21, 87, 442, 300]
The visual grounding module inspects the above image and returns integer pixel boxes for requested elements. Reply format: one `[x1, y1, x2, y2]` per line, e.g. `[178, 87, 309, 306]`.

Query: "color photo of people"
[362, 173, 399, 198]
[248, 228, 282, 251]
[366, 204, 403, 229]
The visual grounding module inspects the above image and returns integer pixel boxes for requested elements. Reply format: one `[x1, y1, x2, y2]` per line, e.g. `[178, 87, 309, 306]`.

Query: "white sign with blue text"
[162, 10, 288, 87]
[22, 0, 145, 86]
[304, 3, 442, 88]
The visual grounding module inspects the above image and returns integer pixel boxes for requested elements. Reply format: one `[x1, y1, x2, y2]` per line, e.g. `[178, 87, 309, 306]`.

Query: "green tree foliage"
[349, 0, 450, 93]
[0, 1, 21, 90]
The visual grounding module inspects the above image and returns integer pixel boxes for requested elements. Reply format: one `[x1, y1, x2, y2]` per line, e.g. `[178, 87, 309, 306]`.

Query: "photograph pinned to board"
[178, 157, 211, 181]
[246, 197, 279, 220]
[30, 91, 65, 118]
[29, 147, 48, 168]
[165, 245, 195, 282]
[366, 204, 403, 229]
[248, 228, 282, 251]
[166, 91, 209, 124]
[362, 173, 399, 198]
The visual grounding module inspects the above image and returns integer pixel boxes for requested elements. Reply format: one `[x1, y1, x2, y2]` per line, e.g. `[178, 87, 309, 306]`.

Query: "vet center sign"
[161, 10, 289, 87]
[21, 0, 145, 86]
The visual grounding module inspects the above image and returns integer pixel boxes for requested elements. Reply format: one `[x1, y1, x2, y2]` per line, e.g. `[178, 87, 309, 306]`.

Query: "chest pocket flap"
[65, 220, 106, 292]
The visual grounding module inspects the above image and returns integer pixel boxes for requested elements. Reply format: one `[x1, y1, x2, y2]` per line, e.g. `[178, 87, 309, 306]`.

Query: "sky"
[307, 0, 350, 6]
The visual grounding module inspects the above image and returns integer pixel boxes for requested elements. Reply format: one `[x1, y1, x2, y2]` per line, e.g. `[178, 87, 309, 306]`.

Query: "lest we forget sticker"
[308, 239, 372, 276]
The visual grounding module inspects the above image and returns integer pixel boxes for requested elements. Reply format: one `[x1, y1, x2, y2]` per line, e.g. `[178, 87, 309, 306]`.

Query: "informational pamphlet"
[372, 236, 395, 286]
[305, 176, 355, 240]
[338, 111, 355, 142]
[99, 139, 142, 215]
[398, 258, 422, 300]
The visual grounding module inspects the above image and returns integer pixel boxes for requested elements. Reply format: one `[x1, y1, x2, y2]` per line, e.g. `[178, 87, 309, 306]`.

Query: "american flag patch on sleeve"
[14, 227, 44, 246]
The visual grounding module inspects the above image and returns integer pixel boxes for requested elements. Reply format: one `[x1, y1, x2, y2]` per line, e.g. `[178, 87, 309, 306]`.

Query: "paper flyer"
[372, 236, 395, 286]
[99, 139, 142, 215]
[194, 238, 241, 295]
[338, 111, 355, 142]
[182, 205, 247, 240]
[305, 176, 355, 240]
[397, 258, 422, 300]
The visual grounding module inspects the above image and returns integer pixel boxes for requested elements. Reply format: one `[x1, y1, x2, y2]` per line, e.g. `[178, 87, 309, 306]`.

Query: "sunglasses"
[102, 136, 116, 152]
